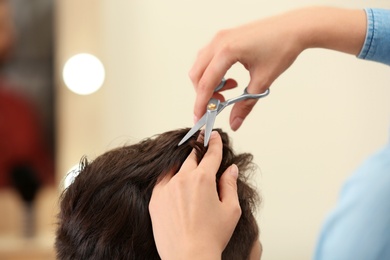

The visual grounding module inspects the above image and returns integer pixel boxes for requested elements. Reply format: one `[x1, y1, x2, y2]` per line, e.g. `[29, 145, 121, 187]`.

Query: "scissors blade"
[178, 78, 227, 146]
[204, 98, 220, 146]
[178, 114, 207, 146]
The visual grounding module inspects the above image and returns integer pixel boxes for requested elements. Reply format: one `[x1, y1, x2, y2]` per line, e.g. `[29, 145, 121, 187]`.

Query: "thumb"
[219, 164, 240, 204]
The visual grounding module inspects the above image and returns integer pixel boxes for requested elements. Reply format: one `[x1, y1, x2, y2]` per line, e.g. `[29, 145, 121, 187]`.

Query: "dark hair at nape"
[55, 128, 260, 260]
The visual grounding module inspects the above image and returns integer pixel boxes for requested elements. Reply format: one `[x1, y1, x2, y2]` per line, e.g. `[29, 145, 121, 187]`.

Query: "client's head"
[55, 128, 261, 260]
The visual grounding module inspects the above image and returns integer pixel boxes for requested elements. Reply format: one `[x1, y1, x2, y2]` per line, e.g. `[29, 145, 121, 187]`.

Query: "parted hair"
[55, 128, 260, 260]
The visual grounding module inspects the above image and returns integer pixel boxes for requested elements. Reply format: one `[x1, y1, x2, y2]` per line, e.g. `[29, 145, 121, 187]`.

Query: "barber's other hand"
[149, 131, 241, 260]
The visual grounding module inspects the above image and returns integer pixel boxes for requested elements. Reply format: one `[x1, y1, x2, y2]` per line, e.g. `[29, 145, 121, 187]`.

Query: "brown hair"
[55, 128, 260, 260]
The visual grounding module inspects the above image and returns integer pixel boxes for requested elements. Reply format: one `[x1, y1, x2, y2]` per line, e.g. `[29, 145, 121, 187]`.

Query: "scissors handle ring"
[214, 78, 227, 92]
[225, 87, 270, 106]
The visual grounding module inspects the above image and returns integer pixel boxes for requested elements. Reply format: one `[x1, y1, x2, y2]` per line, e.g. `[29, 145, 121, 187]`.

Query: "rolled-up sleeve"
[358, 8, 390, 66]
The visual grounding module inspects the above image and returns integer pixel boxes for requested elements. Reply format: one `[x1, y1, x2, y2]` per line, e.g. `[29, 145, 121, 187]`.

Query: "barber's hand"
[189, 7, 366, 131]
[189, 11, 303, 131]
[149, 131, 241, 260]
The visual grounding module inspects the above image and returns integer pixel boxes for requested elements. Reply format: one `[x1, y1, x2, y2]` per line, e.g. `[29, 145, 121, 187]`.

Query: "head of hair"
[55, 128, 260, 260]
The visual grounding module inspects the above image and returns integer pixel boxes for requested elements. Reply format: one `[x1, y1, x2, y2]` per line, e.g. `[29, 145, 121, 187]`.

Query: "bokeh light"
[62, 53, 105, 95]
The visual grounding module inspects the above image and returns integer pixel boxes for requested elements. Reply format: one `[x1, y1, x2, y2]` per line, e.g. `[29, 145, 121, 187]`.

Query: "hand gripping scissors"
[178, 78, 270, 147]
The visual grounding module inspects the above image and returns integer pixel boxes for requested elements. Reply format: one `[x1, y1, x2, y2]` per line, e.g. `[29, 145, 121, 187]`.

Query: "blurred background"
[0, 0, 389, 259]
[0, 0, 55, 259]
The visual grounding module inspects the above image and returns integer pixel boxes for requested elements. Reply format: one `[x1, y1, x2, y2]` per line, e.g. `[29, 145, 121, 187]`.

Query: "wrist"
[289, 6, 366, 55]
[175, 243, 222, 260]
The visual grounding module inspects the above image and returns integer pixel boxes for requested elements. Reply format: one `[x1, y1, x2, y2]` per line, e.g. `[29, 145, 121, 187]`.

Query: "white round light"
[62, 53, 105, 95]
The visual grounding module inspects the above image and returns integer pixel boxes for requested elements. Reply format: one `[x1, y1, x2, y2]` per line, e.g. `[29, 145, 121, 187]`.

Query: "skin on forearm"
[289, 6, 367, 55]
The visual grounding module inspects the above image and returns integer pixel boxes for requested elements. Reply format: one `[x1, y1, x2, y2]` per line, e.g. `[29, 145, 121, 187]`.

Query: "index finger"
[193, 52, 236, 121]
[197, 131, 223, 175]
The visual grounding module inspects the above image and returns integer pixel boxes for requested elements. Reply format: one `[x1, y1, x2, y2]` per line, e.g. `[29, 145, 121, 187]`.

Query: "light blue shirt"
[314, 8, 390, 260]
[358, 8, 390, 66]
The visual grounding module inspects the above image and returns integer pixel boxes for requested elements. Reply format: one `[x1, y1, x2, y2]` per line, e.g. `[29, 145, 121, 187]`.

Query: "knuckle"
[188, 69, 196, 83]
[175, 174, 187, 185]
[218, 42, 234, 56]
[213, 29, 236, 51]
[215, 42, 237, 68]
[213, 30, 238, 57]
[214, 29, 229, 42]
[194, 168, 212, 183]
[195, 167, 207, 178]
[196, 46, 206, 58]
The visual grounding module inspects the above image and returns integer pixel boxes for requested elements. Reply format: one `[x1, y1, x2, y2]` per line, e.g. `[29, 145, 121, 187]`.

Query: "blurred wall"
[0, 1, 56, 258]
[5, 0, 55, 142]
[56, 1, 390, 259]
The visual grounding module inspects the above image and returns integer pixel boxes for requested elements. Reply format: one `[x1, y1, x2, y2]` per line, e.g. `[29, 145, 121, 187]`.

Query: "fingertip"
[229, 99, 257, 131]
[230, 117, 243, 131]
[229, 164, 239, 179]
[206, 130, 222, 149]
[219, 164, 240, 204]
[220, 164, 238, 183]
[210, 130, 221, 141]
[197, 130, 223, 172]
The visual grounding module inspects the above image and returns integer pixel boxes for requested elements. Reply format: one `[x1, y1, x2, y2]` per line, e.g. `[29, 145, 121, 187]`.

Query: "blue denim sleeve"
[314, 142, 390, 260]
[358, 8, 390, 66]
[314, 8, 390, 260]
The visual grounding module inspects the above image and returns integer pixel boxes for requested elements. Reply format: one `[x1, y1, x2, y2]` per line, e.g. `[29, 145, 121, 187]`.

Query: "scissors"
[178, 78, 270, 147]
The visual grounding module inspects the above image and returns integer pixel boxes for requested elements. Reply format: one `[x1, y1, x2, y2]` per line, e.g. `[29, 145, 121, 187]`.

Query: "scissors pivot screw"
[208, 103, 217, 110]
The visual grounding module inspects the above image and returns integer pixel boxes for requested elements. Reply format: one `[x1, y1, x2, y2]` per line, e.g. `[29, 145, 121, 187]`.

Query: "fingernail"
[210, 130, 218, 138]
[231, 117, 243, 131]
[230, 164, 238, 178]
